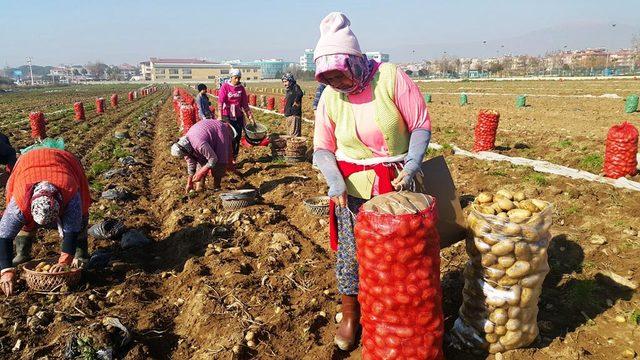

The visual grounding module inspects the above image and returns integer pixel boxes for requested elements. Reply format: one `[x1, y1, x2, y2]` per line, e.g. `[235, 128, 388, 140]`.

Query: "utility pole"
[26, 57, 34, 85]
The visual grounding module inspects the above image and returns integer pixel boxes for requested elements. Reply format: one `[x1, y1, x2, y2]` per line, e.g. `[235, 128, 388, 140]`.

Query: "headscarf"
[230, 69, 241, 78]
[170, 136, 194, 158]
[315, 54, 379, 95]
[30, 181, 61, 225]
[281, 73, 296, 89]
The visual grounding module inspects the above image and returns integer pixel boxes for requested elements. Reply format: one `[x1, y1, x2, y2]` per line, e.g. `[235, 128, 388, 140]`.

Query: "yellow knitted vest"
[323, 63, 409, 199]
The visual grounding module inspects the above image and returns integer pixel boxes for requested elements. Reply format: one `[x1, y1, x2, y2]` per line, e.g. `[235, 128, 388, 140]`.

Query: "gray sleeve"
[185, 156, 197, 176]
[403, 129, 431, 177]
[312, 150, 346, 197]
[0, 197, 25, 239]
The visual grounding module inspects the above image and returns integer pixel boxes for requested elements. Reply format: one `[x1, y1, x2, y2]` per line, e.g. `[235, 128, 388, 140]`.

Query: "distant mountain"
[388, 22, 640, 61]
[4, 65, 53, 78]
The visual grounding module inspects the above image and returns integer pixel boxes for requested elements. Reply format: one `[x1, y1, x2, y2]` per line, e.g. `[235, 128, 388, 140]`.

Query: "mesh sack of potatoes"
[451, 189, 553, 354]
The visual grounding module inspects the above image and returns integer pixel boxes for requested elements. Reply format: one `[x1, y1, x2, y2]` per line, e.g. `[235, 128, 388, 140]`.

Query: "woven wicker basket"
[304, 196, 330, 216]
[22, 260, 82, 294]
[220, 189, 258, 210]
[222, 198, 256, 210]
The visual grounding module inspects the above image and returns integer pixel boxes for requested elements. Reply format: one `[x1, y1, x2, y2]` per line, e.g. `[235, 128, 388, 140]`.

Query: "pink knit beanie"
[313, 12, 362, 61]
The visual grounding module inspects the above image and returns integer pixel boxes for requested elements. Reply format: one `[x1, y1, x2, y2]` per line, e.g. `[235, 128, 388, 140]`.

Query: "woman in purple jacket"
[170, 119, 233, 193]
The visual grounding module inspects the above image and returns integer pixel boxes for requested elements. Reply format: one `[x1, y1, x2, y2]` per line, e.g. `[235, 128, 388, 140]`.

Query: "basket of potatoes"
[22, 260, 82, 294]
[452, 189, 553, 354]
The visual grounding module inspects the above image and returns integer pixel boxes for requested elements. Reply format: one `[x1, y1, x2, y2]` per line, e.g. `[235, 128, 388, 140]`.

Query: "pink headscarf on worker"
[313, 12, 379, 95]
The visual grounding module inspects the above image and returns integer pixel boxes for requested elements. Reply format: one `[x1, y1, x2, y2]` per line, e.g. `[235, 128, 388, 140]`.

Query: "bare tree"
[632, 33, 640, 70]
[106, 66, 122, 81]
[85, 61, 108, 79]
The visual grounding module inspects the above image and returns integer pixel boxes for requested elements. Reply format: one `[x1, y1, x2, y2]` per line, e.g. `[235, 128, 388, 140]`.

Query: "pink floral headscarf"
[315, 54, 380, 95]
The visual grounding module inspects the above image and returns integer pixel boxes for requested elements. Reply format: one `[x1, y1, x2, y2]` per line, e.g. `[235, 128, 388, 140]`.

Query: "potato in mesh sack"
[451, 189, 552, 354]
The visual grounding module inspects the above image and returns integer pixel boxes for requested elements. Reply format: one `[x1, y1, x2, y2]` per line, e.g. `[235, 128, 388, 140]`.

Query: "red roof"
[150, 58, 216, 64]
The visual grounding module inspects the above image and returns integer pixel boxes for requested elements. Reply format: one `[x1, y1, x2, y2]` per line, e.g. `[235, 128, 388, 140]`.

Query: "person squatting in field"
[195, 83, 214, 121]
[282, 73, 304, 137]
[0, 148, 92, 296]
[312, 12, 432, 351]
[0, 132, 17, 187]
[218, 69, 255, 158]
[171, 118, 234, 193]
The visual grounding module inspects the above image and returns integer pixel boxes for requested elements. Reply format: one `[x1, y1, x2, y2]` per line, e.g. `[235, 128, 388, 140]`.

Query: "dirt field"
[0, 80, 638, 359]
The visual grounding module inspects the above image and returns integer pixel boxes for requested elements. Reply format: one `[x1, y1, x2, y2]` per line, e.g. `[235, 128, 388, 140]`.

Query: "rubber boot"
[12, 235, 33, 266]
[74, 235, 90, 268]
[335, 294, 361, 351]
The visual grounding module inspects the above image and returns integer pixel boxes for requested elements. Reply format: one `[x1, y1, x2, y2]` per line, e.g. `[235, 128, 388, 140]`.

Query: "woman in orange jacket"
[0, 148, 91, 296]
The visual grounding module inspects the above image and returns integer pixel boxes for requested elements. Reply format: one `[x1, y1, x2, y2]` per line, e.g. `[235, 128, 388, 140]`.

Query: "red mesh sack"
[473, 110, 500, 152]
[267, 97, 275, 110]
[175, 101, 186, 126]
[249, 94, 257, 106]
[354, 192, 444, 360]
[128, 91, 134, 101]
[604, 122, 638, 178]
[96, 98, 105, 114]
[110, 94, 118, 108]
[279, 97, 286, 113]
[173, 99, 180, 114]
[73, 102, 85, 121]
[180, 104, 196, 135]
[29, 111, 46, 139]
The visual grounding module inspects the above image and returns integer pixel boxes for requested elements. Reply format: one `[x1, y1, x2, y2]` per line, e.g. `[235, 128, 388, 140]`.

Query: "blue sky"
[1, 0, 639, 67]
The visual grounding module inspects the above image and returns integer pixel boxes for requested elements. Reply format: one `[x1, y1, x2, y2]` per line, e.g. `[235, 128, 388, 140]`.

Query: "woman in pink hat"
[312, 12, 432, 351]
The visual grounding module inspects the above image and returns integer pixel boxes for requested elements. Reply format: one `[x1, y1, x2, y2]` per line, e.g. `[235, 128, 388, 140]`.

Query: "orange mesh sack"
[603, 122, 638, 178]
[29, 111, 46, 139]
[355, 191, 444, 360]
[473, 110, 500, 152]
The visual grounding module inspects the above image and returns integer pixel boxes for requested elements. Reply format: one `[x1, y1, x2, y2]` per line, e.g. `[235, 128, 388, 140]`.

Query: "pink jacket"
[218, 82, 252, 118]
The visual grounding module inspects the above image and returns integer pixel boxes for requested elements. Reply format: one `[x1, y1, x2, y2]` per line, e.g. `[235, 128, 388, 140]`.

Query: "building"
[610, 49, 638, 69]
[365, 52, 390, 63]
[229, 59, 294, 79]
[252, 59, 294, 79]
[142, 58, 262, 82]
[299, 49, 315, 72]
[118, 63, 138, 80]
[140, 61, 152, 81]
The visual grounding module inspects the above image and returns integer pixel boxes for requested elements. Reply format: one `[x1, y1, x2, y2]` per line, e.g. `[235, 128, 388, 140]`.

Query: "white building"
[300, 49, 315, 72]
[365, 52, 390, 63]
[140, 61, 152, 81]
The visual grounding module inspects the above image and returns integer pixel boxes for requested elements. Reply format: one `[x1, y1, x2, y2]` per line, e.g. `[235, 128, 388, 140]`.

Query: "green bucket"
[20, 138, 65, 155]
[424, 93, 432, 103]
[459, 93, 468, 106]
[516, 95, 527, 108]
[625, 94, 638, 113]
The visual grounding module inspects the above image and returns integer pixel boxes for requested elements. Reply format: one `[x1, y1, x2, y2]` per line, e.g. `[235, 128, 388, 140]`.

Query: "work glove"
[1, 268, 15, 296]
[193, 165, 213, 182]
[392, 129, 431, 190]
